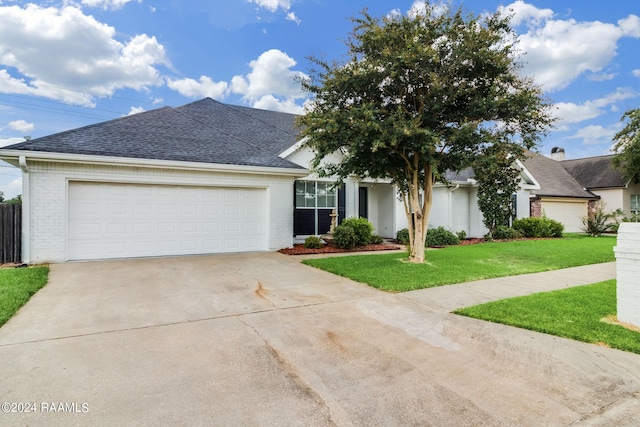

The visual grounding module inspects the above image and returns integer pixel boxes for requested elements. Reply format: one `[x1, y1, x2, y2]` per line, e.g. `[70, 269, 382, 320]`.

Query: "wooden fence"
[0, 204, 22, 264]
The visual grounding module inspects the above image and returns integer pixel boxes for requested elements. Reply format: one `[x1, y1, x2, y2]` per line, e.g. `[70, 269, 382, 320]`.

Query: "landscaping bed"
[278, 243, 402, 255]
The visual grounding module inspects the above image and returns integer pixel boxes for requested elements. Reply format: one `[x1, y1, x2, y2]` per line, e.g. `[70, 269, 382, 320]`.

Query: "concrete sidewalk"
[403, 261, 617, 312]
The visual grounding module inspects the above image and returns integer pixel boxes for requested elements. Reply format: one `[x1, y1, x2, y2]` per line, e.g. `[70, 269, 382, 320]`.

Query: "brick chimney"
[550, 147, 565, 161]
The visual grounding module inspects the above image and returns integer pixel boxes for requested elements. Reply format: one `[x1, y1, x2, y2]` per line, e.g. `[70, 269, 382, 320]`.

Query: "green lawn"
[0, 266, 49, 327]
[302, 235, 616, 292]
[454, 280, 640, 354]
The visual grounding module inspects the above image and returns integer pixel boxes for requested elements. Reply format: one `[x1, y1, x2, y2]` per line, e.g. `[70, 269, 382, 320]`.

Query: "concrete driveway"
[0, 253, 638, 426]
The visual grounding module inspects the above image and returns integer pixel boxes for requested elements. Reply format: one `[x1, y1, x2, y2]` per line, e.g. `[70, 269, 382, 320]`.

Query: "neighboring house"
[561, 153, 640, 218]
[520, 150, 599, 233]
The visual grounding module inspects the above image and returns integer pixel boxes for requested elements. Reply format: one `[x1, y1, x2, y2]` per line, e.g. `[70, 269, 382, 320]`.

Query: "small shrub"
[456, 230, 467, 240]
[370, 235, 384, 245]
[582, 204, 620, 236]
[303, 235, 323, 249]
[341, 217, 374, 246]
[332, 224, 357, 249]
[396, 228, 410, 245]
[512, 217, 563, 238]
[426, 226, 460, 247]
[396, 227, 460, 246]
[492, 226, 522, 240]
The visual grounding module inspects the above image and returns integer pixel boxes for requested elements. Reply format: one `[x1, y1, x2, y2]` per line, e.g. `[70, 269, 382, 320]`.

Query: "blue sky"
[1, 0, 639, 198]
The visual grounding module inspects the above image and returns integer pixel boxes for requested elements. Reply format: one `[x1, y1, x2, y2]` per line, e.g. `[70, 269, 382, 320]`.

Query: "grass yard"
[454, 280, 640, 354]
[302, 234, 616, 292]
[0, 266, 49, 327]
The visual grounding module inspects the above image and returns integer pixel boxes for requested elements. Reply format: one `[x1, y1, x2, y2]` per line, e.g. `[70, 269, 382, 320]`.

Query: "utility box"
[614, 222, 640, 328]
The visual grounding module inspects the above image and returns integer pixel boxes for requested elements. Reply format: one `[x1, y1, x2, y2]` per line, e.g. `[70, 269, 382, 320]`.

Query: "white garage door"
[68, 182, 267, 260]
[541, 200, 588, 233]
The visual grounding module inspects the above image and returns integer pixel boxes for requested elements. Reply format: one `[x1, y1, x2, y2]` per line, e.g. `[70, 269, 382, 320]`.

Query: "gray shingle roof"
[0, 98, 306, 171]
[523, 151, 597, 198]
[561, 155, 628, 189]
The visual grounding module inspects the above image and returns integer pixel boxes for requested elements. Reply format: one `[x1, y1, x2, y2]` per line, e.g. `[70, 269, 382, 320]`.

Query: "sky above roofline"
[1, 0, 639, 198]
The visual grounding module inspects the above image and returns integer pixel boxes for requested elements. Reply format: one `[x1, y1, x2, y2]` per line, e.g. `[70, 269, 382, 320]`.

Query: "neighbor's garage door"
[68, 182, 267, 260]
[540, 199, 588, 233]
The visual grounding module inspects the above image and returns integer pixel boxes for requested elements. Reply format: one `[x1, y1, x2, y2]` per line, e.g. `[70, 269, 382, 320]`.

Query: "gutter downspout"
[19, 156, 30, 265]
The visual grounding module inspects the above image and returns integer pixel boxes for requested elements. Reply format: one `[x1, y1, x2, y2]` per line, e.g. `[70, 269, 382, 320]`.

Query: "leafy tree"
[5, 194, 21, 204]
[0, 191, 4, 203]
[473, 143, 523, 239]
[297, 3, 554, 262]
[612, 108, 640, 183]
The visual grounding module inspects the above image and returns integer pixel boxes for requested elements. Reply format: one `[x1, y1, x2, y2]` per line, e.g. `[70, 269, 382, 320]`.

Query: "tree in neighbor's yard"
[473, 143, 524, 239]
[296, 3, 555, 263]
[612, 108, 640, 184]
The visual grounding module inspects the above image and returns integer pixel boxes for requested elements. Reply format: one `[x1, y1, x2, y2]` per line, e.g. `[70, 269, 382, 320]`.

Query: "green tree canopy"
[612, 108, 640, 184]
[297, 3, 554, 262]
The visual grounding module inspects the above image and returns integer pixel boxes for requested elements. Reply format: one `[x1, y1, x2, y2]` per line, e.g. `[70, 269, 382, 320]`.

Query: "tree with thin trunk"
[612, 108, 640, 184]
[297, 3, 554, 263]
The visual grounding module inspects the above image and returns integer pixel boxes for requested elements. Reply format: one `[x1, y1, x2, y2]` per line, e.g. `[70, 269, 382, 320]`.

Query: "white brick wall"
[615, 222, 640, 327]
[25, 161, 296, 263]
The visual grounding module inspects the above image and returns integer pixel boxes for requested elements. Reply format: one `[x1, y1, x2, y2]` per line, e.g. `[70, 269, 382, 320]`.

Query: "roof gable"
[522, 152, 596, 199]
[1, 98, 305, 171]
[561, 155, 628, 189]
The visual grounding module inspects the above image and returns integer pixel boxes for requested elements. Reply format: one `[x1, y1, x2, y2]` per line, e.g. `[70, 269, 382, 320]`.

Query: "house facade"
[5, 97, 626, 264]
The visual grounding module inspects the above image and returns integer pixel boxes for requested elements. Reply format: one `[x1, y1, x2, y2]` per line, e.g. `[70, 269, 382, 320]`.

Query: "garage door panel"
[68, 182, 268, 260]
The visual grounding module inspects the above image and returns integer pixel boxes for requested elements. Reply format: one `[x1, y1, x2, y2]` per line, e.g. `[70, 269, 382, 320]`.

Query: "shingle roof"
[0, 98, 306, 170]
[522, 151, 597, 199]
[561, 155, 628, 189]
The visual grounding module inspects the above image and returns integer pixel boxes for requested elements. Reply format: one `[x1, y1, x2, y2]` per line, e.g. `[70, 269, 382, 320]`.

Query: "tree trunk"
[404, 163, 433, 263]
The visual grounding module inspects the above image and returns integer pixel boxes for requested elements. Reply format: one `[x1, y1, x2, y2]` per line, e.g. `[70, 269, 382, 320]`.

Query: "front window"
[296, 181, 336, 209]
[294, 181, 339, 236]
[631, 194, 640, 213]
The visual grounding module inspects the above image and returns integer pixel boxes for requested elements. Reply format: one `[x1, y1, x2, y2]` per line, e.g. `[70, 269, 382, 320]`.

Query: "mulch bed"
[278, 243, 403, 255]
[279, 236, 556, 255]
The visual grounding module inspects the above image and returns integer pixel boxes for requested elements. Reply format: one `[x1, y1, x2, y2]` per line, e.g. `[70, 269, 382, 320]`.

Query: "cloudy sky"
[1, 0, 639, 198]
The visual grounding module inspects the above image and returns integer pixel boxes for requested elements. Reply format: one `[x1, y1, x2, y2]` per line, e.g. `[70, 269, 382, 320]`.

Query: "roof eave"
[0, 150, 309, 177]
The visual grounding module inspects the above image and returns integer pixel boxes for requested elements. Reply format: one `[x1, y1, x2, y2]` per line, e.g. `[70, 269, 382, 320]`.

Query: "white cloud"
[80, 0, 140, 11]
[498, 1, 554, 27]
[633, 69, 640, 77]
[166, 76, 229, 99]
[248, 0, 291, 13]
[167, 49, 308, 114]
[126, 106, 145, 116]
[0, 4, 168, 106]
[231, 49, 307, 101]
[8, 120, 34, 133]
[502, 3, 640, 91]
[586, 72, 617, 82]
[286, 12, 301, 25]
[568, 124, 621, 146]
[554, 87, 639, 126]
[0, 176, 22, 200]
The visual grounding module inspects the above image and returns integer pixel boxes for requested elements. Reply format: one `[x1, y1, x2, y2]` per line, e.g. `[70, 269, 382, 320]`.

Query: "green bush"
[456, 230, 467, 241]
[492, 226, 522, 240]
[370, 235, 384, 245]
[396, 228, 410, 245]
[426, 226, 460, 247]
[332, 224, 357, 249]
[303, 235, 323, 249]
[396, 227, 460, 246]
[340, 217, 374, 246]
[512, 217, 564, 238]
